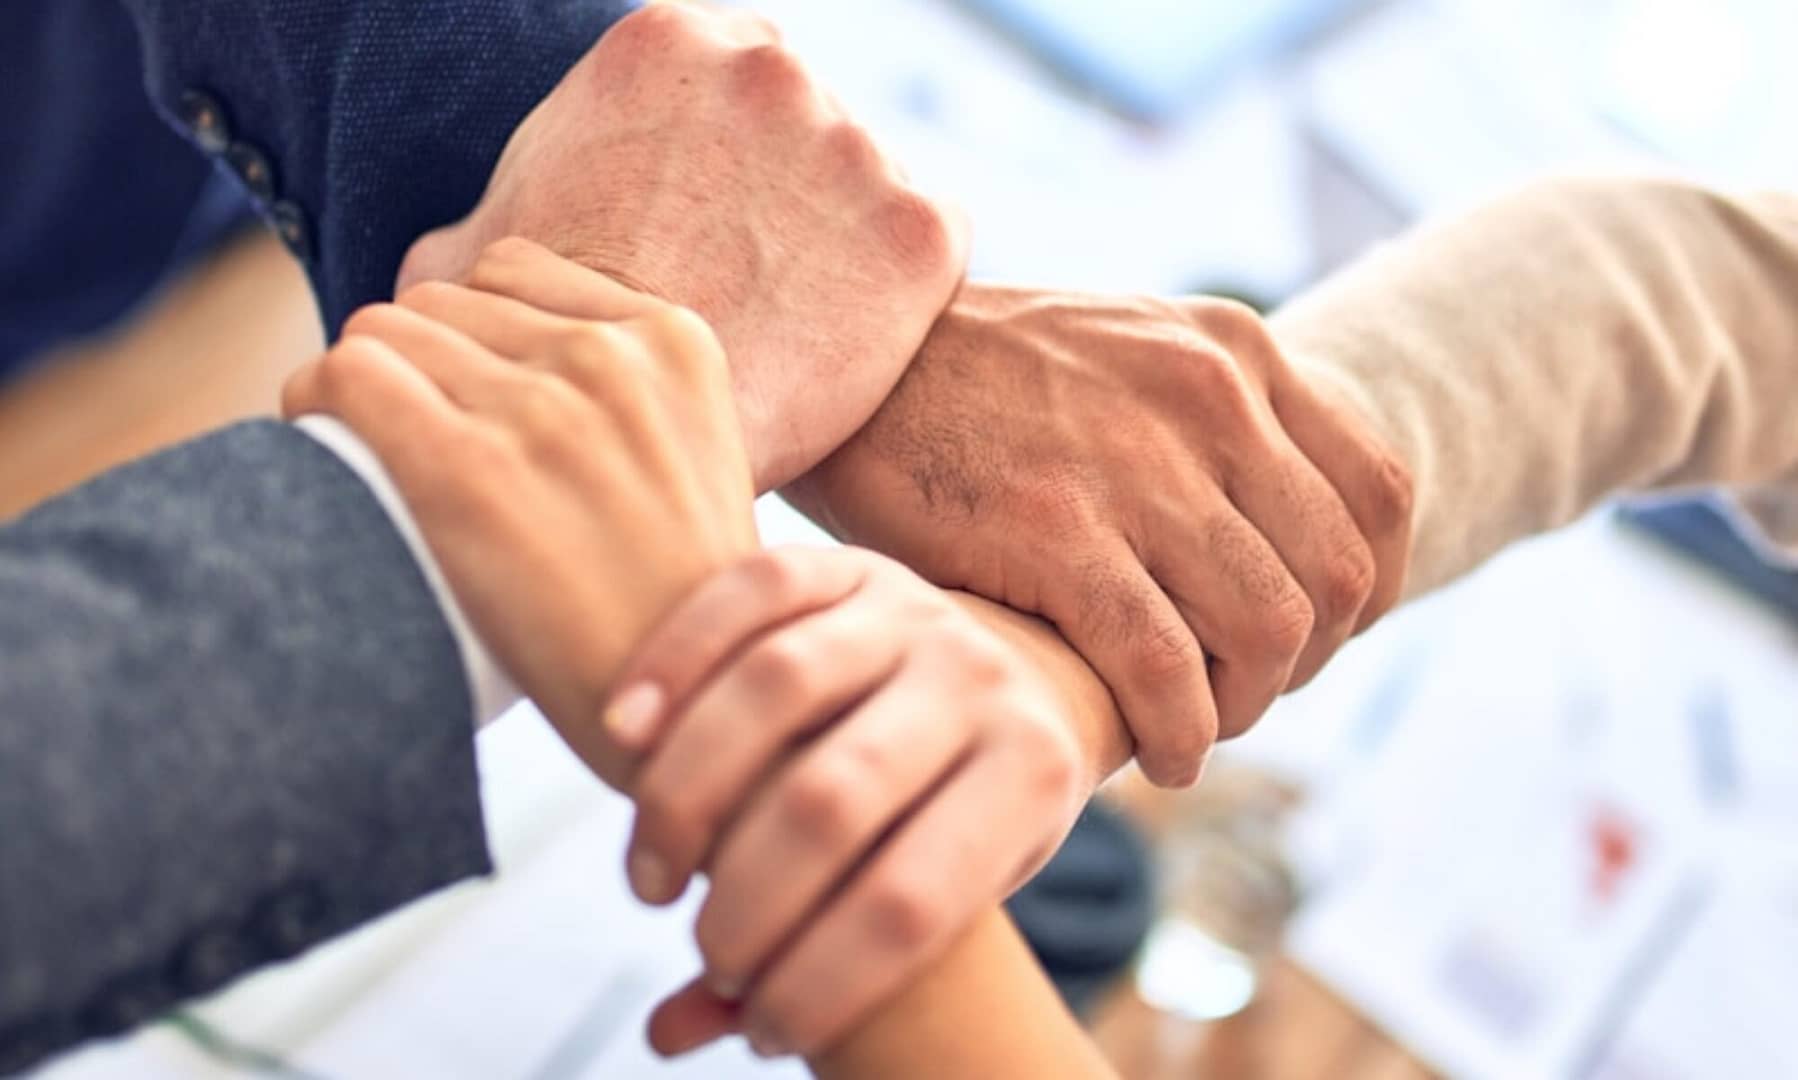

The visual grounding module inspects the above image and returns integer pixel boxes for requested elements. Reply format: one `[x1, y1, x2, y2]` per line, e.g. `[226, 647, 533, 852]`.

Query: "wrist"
[948, 592, 1129, 789]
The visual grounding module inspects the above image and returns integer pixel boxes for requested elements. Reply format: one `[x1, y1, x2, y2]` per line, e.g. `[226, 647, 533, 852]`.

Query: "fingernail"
[745, 1020, 789, 1058]
[605, 683, 665, 747]
[629, 848, 674, 903]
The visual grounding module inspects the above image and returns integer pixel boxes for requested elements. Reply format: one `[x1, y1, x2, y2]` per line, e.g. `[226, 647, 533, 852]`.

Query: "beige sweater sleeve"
[1271, 176, 1798, 598]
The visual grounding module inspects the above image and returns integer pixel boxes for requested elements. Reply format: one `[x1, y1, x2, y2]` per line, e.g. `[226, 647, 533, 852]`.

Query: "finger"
[335, 302, 519, 411]
[1269, 371, 1415, 633]
[457, 237, 659, 322]
[604, 547, 870, 751]
[288, 336, 467, 494]
[280, 357, 328, 421]
[1221, 425, 1375, 690]
[626, 591, 909, 905]
[1150, 500, 1312, 741]
[1039, 542, 1216, 788]
[398, 278, 659, 412]
[396, 280, 593, 363]
[647, 979, 741, 1058]
[689, 667, 976, 1000]
[738, 746, 1043, 1058]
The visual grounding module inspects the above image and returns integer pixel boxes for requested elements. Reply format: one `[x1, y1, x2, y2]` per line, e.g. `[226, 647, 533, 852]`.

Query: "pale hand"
[606, 546, 1089, 1059]
[284, 239, 758, 786]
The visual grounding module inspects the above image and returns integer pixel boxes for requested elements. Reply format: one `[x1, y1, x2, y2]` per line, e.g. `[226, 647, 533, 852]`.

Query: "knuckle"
[732, 43, 810, 103]
[1180, 343, 1257, 418]
[744, 547, 812, 603]
[1205, 295, 1267, 333]
[559, 326, 653, 404]
[511, 377, 588, 456]
[1321, 540, 1378, 621]
[1133, 614, 1203, 688]
[339, 303, 401, 343]
[395, 279, 463, 314]
[822, 120, 884, 177]
[316, 335, 385, 394]
[780, 761, 860, 847]
[555, 320, 627, 371]
[874, 187, 956, 277]
[1066, 556, 1154, 654]
[1258, 586, 1316, 662]
[465, 236, 543, 291]
[1366, 450, 1417, 536]
[744, 636, 817, 702]
[642, 303, 725, 370]
[864, 878, 940, 951]
[1194, 296, 1277, 358]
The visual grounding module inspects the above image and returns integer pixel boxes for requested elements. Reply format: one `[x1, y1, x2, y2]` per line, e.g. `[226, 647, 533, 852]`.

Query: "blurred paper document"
[1290, 713, 1705, 1079]
[1588, 838, 1798, 1080]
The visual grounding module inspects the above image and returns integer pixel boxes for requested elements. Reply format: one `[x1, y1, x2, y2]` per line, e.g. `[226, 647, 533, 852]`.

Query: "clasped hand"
[284, 240, 1090, 1062]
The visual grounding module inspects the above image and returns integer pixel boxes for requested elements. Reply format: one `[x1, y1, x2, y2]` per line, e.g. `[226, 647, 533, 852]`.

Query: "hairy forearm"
[1276, 176, 1798, 597]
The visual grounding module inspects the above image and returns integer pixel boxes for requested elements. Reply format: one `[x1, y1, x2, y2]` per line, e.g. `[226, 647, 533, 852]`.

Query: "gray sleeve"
[0, 421, 492, 1073]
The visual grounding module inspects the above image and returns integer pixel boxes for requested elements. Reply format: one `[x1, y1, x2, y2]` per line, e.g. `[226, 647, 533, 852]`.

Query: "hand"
[398, 2, 970, 491]
[605, 546, 1088, 1059]
[785, 285, 1414, 787]
[283, 238, 757, 783]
